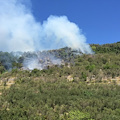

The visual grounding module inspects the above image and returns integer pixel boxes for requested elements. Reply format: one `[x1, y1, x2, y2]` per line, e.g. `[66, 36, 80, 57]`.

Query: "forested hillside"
[0, 42, 120, 120]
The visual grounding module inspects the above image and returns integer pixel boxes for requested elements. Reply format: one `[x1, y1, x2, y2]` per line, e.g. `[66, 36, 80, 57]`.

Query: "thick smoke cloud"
[0, 0, 93, 54]
[0, 0, 40, 52]
[42, 16, 93, 53]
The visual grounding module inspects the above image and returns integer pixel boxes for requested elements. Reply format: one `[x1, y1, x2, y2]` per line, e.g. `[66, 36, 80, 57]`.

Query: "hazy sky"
[31, 0, 120, 44]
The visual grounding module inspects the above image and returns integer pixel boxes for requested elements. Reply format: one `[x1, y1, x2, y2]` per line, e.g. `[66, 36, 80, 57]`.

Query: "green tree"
[68, 110, 93, 120]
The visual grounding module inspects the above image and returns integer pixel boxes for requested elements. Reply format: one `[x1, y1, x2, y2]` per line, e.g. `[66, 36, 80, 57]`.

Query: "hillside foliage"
[0, 42, 120, 119]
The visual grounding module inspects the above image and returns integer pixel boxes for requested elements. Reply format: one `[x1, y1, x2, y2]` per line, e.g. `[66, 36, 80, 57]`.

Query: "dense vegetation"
[0, 42, 120, 119]
[91, 41, 120, 54]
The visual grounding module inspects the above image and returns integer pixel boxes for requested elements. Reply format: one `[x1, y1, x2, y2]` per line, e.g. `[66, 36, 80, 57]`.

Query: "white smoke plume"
[0, 0, 40, 52]
[23, 58, 43, 70]
[0, 0, 93, 54]
[22, 52, 62, 70]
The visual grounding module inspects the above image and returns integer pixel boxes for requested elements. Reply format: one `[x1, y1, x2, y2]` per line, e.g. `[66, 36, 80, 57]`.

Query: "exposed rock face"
[67, 75, 74, 82]
[0, 77, 15, 90]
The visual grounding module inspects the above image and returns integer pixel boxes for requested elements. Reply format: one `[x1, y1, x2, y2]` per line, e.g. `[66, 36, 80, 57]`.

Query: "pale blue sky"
[31, 0, 120, 44]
